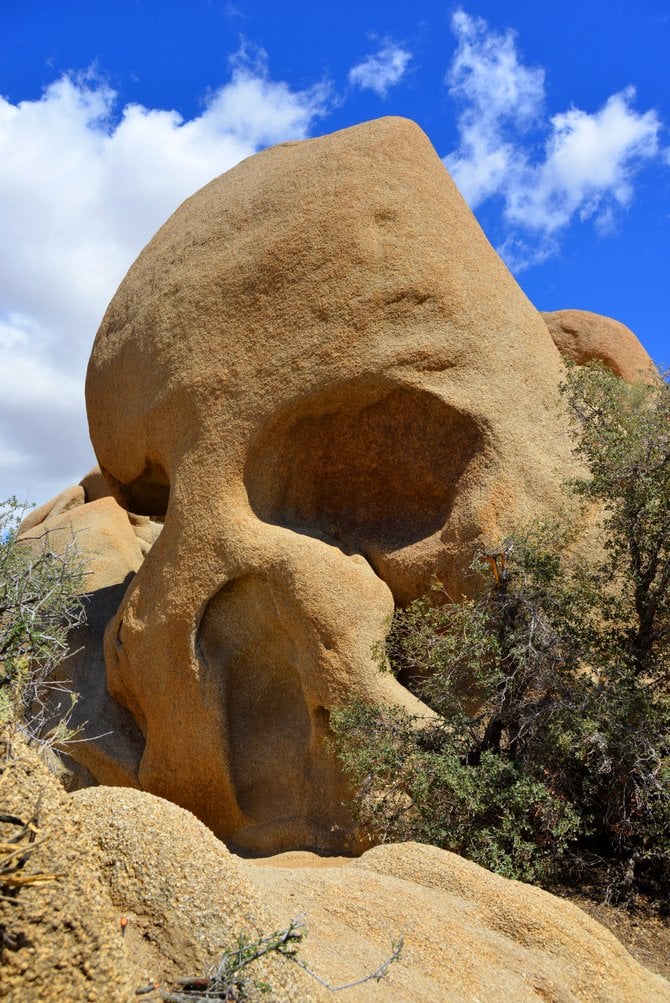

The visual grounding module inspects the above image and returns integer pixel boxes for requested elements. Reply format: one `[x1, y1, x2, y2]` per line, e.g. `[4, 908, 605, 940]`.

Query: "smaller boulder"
[18, 495, 150, 788]
[0, 739, 133, 1002]
[1, 739, 316, 1002]
[243, 842, 670, 1002]
[75, 786, 317, 1001]
[543, 309, 654, 382]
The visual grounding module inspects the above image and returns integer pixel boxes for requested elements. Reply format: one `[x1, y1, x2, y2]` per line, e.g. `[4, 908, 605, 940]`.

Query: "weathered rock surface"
[0, 739, 315, 1002]
[543, 309, 654, 382]
[3, 742, 667, 1002]
[17, 466, 113, 536]
[244, 844, 670, 1002]
[73, 786, 317, 1002]
[83, 115, 583, 853]
[0, 740, 132, 1002]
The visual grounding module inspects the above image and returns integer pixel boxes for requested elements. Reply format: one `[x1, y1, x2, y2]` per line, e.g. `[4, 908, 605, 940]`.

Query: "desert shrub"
[0, 497, 86, 748]
[561, 364, 670, 900]
[332, 366, 670, 901]
[333, 532, 586, 885]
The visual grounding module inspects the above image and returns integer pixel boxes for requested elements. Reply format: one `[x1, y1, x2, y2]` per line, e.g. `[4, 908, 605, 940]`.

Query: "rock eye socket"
[245, 380, 484, 560]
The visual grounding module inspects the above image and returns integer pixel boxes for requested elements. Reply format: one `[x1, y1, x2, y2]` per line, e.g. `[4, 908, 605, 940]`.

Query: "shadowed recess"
[106, 458, 170, 518]
[198, 573, 353, 853]
[245, 381, 484, 555]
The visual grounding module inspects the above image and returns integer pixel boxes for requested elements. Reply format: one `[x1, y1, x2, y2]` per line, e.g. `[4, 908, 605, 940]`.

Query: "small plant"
[0, 497, 87, 750]
[136, 918, 403, 1001]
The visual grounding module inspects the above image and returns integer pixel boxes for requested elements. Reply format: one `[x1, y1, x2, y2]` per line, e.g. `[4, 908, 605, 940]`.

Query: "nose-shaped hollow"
[197, 571, 357, 853]
[194, 519, 416, 853]
[244, 379, 486, 599]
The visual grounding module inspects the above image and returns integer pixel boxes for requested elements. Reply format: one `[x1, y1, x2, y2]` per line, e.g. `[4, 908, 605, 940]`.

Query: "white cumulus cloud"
[0, 55, 328, 503]
[444, 10, 663, 270]
[348, 42, 411, 97]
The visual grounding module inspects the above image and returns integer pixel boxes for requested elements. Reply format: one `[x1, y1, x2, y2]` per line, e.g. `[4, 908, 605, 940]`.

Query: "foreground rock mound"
[245, 844, 670, 1002]
[83, 115, 583, 853]
[0, 741, 131, 1002]
[3, 743, 667, 1002]
[0, 740, 315, 1002]
[73, 787, 316, 1002]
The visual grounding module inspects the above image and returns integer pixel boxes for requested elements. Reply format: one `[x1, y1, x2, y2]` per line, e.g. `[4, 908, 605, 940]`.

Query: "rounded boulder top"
[86, 115, 566, 530]
[543, 308, 654, 382]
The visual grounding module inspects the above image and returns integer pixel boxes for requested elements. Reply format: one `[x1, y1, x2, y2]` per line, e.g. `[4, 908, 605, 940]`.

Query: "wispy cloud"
[444, 10, 663, 270]
[0, 53, 328, 502]
[348, 41, 411, 97]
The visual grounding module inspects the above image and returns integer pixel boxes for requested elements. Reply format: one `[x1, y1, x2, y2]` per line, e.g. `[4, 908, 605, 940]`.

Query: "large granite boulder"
[81, 115, 589, 853]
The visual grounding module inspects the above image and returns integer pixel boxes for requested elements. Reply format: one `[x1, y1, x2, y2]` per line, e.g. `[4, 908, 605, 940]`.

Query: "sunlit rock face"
[543, 309, 654, 382]
[82, 115, 580, 854]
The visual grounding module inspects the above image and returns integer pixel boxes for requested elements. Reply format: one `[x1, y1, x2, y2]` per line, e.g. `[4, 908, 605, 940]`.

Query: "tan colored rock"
[74, 787, 317, 1002]
[16, 472, 163, 788]
[0, 739, 315, 1002]
[243, 843, 670, 1002]
[79, 465, 114, 503]
[5, 741, 667, 1002]
[0, 739, 133, 1002]
[18, 497, 147, 788]
[84, 115, 580, 853]
[16, 465, 113, 537]
[17, 484, 85, 536]
[18, 467, 159, 556]
[543, 309, 655, 382]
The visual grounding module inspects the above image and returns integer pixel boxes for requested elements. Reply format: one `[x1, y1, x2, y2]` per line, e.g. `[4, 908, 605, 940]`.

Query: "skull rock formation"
[543, 309, 654, 382]
[84, 115, 583, 854]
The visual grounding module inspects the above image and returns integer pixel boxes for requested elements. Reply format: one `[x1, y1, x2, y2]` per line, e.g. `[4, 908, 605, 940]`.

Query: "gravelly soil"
[566, 895, 670, 981]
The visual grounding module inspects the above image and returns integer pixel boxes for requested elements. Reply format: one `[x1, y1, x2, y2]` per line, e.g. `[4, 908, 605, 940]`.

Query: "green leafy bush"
[333, 532, 585, 885]
[333, 366, 670, 902]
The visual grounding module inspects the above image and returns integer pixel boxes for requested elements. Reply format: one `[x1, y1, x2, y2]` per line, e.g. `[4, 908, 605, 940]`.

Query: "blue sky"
[2, 1, 669, 503]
